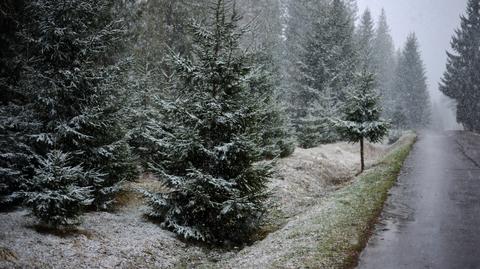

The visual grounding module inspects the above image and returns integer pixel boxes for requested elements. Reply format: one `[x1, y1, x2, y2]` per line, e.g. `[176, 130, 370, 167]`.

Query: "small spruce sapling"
[336, 72, 389, 172]
[22, 151, 100, 228]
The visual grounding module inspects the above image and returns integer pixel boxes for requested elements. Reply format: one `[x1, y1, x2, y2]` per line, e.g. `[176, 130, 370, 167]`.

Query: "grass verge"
[271, 134, 416, 269]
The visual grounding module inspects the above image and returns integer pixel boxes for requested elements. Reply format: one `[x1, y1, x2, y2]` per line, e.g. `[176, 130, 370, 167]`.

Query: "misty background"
[357, 0, 466, 130]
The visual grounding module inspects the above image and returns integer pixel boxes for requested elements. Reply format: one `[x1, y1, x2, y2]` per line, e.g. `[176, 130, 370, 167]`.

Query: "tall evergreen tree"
[239, 0, 295, 158]
[142, 0, 273, 244]
[440, 0, 480, 132]
[356, 8, 376, 73]
[16, 0, 138, 210]
[127, 0, 208, 160]
[289, 0, 357, 148]
[344, 0, 359, 20]
[0, 0, 37, 208]
[373, 9, 396, 116]
[394, 33, 431, 129]
[283, 0, 319, 105]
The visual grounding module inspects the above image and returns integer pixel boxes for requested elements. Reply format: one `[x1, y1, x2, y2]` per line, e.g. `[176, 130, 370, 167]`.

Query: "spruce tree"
[142, 0, 273, 244]
[356, 8, 376, 73]
[394, 33, 431, 129]
[22, 151, 98, 228]
[17, 0, 138, 210]
[238, 0, 295, 158]
[440, 0, 480, 132]
[290, 0, 357, 148]
[127, 0, 210, 163]
[373, 9, 396, 116]
[252, 52, 296, 158]
[336, 72, 389, 172]
[0, 0, 38, 208]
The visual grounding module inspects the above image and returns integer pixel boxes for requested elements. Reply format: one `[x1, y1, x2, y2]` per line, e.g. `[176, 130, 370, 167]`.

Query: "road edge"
[284, 133, 417, 268]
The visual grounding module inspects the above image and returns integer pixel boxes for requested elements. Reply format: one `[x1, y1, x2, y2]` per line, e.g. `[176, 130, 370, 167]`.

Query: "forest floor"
[0, 134, 414, 269]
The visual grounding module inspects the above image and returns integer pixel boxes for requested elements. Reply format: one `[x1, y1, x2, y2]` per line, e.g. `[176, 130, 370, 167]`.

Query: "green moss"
[273, 135, 416, 268]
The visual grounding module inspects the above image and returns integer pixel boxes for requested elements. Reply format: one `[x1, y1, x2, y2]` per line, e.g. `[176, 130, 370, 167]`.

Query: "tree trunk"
[360, 137, 365, 172]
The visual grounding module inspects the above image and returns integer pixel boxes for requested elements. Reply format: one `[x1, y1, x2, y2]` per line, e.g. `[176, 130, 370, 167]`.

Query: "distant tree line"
[283, 1, 430, 148]
[0, 0, 431, 245]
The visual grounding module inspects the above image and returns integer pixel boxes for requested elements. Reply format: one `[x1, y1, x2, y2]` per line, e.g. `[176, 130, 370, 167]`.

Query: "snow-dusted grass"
[211, 133, 416, 268]
[0, 134, 414, 269]
[295, 134, 415, 268]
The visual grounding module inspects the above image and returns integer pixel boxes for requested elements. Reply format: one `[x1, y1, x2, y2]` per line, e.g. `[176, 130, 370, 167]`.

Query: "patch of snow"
[0, 138, 397, 268]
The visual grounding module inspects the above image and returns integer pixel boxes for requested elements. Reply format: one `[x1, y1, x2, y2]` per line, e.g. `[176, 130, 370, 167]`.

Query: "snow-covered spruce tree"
[393, 33, 431, 129]
[17, 0, 138, 210]
[237, 0, 296, 158]
[0, 0, 39, 209]
[373, 9, 396, 117]
[142, 0, 273, 244]
[126, 0, 210, 164]
[336, 72, 389, 172]
[290, 0, 357, 148]
[440, 0, 480, 132]
[356, 8, 376, 73]
[251, 51, 296, 158]
[390, 104, 408, 130]
[22, 151, 97, 228]
[282, 0, 317, 125]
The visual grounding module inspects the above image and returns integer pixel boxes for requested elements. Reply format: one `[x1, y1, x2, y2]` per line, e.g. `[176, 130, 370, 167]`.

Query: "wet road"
[357, 131, 480, 269]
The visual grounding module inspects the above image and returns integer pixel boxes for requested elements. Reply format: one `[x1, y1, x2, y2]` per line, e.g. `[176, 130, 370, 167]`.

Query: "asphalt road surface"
[357, 131, 480, 269]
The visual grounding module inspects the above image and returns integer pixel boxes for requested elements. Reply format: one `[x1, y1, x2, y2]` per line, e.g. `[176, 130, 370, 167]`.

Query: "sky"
[356, 0, 468, 128]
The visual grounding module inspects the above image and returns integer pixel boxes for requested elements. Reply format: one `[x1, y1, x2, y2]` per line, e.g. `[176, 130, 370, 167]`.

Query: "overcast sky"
[356, 0, 467, 128]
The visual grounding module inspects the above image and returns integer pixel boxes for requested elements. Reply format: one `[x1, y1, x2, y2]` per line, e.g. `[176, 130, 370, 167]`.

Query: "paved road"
[357, 131, 480, 269]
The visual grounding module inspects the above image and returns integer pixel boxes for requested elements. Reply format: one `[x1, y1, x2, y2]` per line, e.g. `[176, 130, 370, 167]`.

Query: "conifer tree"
[252, 52, 296, 158]
[238, 0, 295, 157]
[283, 0, 319, 110]
[16, 0, 138, 210]
[336, 72, 389, 172]
[356, 8, 376, 73]
[344, 0, 359, 20]
[289, 0, 357, 148]
[440, 0, 480, 132]
[127, 0, 210, 163]
[22, 151, 98, 228]
[373, 9, 396, 116]
[142, 0, 273, 244]
[394, 34, 431, 129]
[0, 0, 38, 208]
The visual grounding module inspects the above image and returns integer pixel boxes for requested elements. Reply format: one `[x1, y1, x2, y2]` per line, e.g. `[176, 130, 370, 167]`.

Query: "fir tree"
[440, 0, 480, 132]
[373, 9, 396, 116]
[252, 52, 296, 158]
[17, 0, 138, 210]
[336, 72, 389, 172]
[356, 8, 376, 73]
[142, 0, 273, 244]
[391, 105, 408, 130]
[289, 0, 357, 148]
[0, 0, 38, 208]
[394, 33, 431, 129]
[22, 151, 97, 228]
[238, 0, 296, 157]
[126, 0, 210, 163]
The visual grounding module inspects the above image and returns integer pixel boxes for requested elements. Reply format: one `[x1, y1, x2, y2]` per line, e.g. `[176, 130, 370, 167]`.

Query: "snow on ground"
[0, 139, 395, 269]
[270, 141, 389, 219]
[214, 134, 414, 268]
